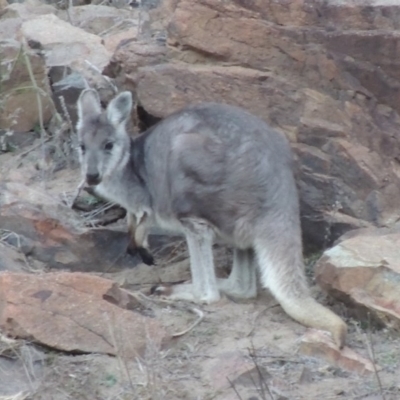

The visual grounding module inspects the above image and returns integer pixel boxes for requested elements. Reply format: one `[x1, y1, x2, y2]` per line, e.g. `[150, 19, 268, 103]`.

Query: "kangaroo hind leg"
[218, 248, 257, 299]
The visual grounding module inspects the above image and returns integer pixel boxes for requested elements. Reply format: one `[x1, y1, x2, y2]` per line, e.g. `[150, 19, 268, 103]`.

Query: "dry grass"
[0, 393, 30, 400]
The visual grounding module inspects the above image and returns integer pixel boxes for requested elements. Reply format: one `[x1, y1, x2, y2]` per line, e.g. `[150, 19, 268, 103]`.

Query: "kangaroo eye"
[104, 142, 114, 151]
[79, 144, 86, 153]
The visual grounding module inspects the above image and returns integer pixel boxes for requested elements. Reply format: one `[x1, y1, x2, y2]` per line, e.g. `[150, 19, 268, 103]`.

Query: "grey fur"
[76, 89, 347, 348]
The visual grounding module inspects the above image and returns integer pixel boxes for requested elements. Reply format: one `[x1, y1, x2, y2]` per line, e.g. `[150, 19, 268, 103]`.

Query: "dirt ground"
[1, 139, 400, 400]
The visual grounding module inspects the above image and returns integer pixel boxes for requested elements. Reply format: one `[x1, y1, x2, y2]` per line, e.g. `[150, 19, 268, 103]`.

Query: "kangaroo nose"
[86, 173, 100, 186]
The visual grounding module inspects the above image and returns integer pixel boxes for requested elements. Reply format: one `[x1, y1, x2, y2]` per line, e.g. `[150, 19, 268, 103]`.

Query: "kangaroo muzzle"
[86, 172, 101, 186]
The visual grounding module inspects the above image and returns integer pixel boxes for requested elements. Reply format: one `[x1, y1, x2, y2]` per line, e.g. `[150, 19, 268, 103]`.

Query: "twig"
[137, 292, 205, 337]
[0, 393, 30, 400]
[98, 19, 129, 37]
[249, 342, 274, 400]
[172, 308, 204, 338]
[365, 314, 386, 400]
[105, 313, 137, 395]
[22, 44, 46, 142]
[66, 0, 74, 25]
[58, 95, 74, 134]
[227, 377, 244, 400]
[84, 60, 118, 93]
[11, 137, 51, 162]
[246, 304, 280, 337]
[21, 42, 48, 185]
[81, 202, 117, 225]
[67, 178, 86, 208]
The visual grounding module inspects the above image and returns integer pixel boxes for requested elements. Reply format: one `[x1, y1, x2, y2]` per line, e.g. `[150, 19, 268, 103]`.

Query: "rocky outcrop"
[0, 272, 168, 356]
[0, 1, 131, 133]
[3, 0, 400, 248]
[107, 0, 400, 249]
[315, 226, 400, 331]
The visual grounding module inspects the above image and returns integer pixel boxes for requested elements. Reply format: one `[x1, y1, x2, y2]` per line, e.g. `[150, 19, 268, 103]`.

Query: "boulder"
[106, 0, 400, 249]
[21, 13, 111, 71]
[315, 226, 400, 331]
[0, 272, 168, 356]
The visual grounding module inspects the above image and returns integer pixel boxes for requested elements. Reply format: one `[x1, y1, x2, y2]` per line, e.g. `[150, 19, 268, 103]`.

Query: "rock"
[104, 40, 167, 86]
[0, 39, 53, 132]
[1, 1, 57, 20]
[299, 329, 379, 376]
[0, 181, 142, 272]
[107, 0, 400, 249]
[57, 5, 139, 36]
[0, 272, 168, 356]
[166, 0, 284, 70]
[315, 226, 400, 331]
[103, 27, 139, 54]
[0, 244, 34, 273]
[0, 17, 21, 41]
[134, 64, 283, 121]
[21, 13, 111, 71]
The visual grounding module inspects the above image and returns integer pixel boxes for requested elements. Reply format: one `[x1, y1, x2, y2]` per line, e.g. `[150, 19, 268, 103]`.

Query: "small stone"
[299, 329, 379, 375]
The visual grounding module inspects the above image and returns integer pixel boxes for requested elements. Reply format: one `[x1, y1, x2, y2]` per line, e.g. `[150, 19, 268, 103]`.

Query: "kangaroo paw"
[151, 283, 220, 304]
[137, 247, 155, 265]
[126, 245, 155, 265]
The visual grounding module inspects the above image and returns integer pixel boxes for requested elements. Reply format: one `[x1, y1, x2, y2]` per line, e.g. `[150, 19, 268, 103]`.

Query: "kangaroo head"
[76, 89, 133, 186]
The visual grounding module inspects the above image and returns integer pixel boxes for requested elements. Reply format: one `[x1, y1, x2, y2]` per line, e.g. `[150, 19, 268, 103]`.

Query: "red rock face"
[107, 0, 400, 249]
[0, 271, 169, 356]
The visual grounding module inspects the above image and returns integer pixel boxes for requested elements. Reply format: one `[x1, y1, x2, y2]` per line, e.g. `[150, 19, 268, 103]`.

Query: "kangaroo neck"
[129, 135, 147, 186]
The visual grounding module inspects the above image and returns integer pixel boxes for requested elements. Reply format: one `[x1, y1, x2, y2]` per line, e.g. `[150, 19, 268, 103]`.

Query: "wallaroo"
[76, 89, 347, 348]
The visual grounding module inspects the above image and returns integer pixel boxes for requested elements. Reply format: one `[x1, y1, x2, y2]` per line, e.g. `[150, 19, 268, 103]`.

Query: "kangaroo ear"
[106, 91, 133, 127]
[76, 89, 101, 131]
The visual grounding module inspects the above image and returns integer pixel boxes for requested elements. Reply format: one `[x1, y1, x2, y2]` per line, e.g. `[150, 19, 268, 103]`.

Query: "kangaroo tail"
[278, 295, 347, 348]
[255, 240, 347, 348]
